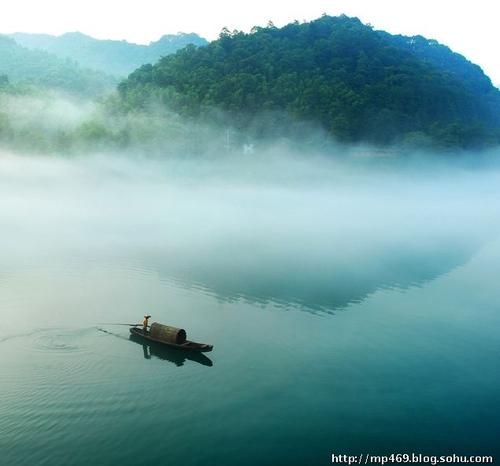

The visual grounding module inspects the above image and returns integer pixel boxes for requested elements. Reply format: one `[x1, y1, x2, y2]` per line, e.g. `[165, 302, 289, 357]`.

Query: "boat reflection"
[129, 333, 213, 367]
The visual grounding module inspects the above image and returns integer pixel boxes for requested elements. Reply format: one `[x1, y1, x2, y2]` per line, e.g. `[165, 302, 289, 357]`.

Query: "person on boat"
[142, 315, 151, 334]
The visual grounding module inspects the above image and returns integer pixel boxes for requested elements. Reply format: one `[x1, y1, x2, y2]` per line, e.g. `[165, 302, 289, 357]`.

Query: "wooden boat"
[130, 323, 213, 352]
[129, 332, 213, 366]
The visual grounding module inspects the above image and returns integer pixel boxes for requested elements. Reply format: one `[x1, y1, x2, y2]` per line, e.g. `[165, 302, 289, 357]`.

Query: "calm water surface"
[0, 154, 499, 466]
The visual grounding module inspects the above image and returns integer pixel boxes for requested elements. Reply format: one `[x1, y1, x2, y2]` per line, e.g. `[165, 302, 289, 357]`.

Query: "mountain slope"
[0, 35, 115, 96]
[9, 32, 208, 77]
[118, 15, 500, 148]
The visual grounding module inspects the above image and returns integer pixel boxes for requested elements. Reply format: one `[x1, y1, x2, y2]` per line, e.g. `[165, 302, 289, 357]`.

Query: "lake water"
[0, 153, 499, 466]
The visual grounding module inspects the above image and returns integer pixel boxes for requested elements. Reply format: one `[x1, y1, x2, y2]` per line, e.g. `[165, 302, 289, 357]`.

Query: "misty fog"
[1, 147, 499, 315]
[1, 86, 500, 317]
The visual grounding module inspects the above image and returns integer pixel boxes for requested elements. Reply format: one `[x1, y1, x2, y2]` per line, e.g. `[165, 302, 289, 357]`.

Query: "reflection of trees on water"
[129, 333, 213, 367]
[150, 241, 479, 314]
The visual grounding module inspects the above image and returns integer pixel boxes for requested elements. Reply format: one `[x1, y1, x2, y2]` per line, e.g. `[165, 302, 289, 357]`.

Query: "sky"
[1, 0, 499, 83]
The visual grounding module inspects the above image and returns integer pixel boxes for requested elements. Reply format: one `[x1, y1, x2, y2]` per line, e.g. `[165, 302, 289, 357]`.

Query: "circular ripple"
[29, 328, 93, 354]
[33, 335, 80, 352]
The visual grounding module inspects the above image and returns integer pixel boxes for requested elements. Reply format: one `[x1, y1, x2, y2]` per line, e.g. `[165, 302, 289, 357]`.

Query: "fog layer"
[1, 150, 499, 312]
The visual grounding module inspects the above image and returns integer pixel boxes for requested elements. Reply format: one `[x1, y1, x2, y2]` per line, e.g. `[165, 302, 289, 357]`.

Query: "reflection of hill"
[151, 241, 478, 313]
[129, 333, 213, 367]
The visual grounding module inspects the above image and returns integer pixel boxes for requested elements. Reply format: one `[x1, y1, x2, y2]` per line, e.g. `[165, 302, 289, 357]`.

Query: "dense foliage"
[118, 15, 500, 148]
[0, 81, 219, 156]
[0, 36, 115, 97]
[9, 32, 208, 77]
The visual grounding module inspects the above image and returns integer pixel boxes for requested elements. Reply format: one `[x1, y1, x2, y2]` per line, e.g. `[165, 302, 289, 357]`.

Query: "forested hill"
[118, 15, 500, 148]
[0, 35, 115, 96]
[9, 32, 208, 77]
